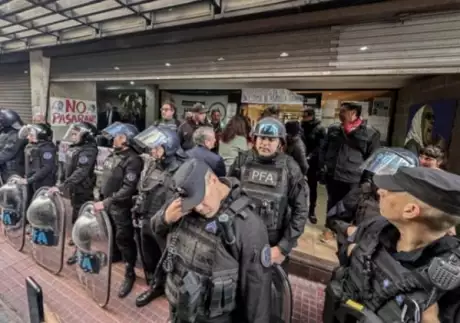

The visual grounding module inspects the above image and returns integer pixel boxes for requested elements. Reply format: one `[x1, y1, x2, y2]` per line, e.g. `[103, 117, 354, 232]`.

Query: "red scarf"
[343, 118, 363, 134]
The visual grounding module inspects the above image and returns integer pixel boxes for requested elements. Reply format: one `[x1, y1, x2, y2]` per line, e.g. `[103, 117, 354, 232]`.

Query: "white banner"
[49, 97, 97, 126]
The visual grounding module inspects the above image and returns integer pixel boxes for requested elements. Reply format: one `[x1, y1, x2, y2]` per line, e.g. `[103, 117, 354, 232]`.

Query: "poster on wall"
[49, 97, 98, 126]
[405, 99, 457, 154]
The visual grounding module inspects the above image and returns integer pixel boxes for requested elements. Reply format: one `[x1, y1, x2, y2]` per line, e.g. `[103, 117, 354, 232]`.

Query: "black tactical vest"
[100, 152, 125, 199]
[164, 197, 249, 322]
[239, 154, 289, 233]
[63, 144, 97, 190]
[338, 220, 460, 322]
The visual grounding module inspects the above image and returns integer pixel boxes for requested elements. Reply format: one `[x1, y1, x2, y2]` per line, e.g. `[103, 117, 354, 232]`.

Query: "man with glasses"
[154, 99, 181, 132]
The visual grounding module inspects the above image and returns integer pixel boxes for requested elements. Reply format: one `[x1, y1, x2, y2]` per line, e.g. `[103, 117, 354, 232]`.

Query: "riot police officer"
[131, 125, 187, 307]
[53, 122, 98, 263]
[152, 158, 271, 323]
[228, 117, 309, 265]
[0, 109, 27, 183]
[17, 123, 57, 197]
[327, 147, 419, 265]
[91, 122, 143, 298]
[324, 167, 460, 323]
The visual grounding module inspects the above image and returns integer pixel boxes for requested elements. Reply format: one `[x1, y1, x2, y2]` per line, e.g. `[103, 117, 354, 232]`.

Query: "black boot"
[118, 264, 136, 298]
[308, 209, 317, 224]
[135, 285, 164, 307]
[67, 250, 78, 265]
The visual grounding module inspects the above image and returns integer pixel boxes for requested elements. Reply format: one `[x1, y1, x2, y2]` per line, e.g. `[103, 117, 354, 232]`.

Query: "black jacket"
[0, 128, 27, 182]
[285, 135, 309, 175]
[25, 141, 57, 191]
[319, 121, 380, 184]
[151, 178, 271, 323]
[301, 119, 326, 168]
[177, 119, 210, 151]
[187, 145, 226, 177]
[228, 150, 309, 255]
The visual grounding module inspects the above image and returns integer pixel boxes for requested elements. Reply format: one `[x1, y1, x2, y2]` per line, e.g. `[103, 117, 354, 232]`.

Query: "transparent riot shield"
[0, 175, 28, 251]
[271, 264, 293, 323]
[27, 186, 66, 275]
[73, 202, 113, 308]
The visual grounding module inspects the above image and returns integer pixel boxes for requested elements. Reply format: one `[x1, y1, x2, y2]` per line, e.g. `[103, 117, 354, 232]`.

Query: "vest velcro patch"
[246, 168, 279, 187]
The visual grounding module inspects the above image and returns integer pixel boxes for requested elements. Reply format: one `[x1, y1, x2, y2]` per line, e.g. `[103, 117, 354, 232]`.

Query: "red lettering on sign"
[65, 99, 76, 113]
[51, 113, 96, 125]
[76, 101, 86, 114]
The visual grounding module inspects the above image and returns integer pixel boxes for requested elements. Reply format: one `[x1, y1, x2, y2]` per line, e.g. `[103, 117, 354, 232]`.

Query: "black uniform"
[301, 118, 326, 217]
[229, 149, 309, 257]
[100, 147, 143, 267]
[58, 140, 98, 223]
[0, 128, 27, 182]
[25, 141, 57, 195]
[319, 121, 380, 211]
[151, 161, 271, 323]
[324, 167, 460, 323]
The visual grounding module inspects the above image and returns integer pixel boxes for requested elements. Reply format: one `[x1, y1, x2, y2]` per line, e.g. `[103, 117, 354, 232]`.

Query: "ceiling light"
[328, 92, 332, 95]
[24, 70, 28, 74]
[217, 57, 225, 61]
[130, 81, 135, 85]
[165, 62, 171, 67]
[280, 52, 289, 57]
[114, 66, 120, 70]
[360, 46, 368, 51]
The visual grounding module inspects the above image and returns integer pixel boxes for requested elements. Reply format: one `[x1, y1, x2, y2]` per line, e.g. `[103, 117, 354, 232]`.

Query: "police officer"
[327, 147, 419, 265]
[52, 122, 98, 262]
[0, 109, 27, 183]
[132, 125, 187, 307]
[90, 122, 143, 298]
[152, 158, 271, 323]
[17, 123, 57, 197]
[324, 167, 460, 323]
[228, 117, 309, 265]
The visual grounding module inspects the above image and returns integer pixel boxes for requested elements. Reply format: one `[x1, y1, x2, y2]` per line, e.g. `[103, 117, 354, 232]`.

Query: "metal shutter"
[0, 63, 31, 123]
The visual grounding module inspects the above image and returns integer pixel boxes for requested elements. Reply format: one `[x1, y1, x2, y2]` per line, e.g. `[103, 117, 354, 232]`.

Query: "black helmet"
[0, 109, 23, 130]
[63, 122, 97, 144]
[133, 125, 180, 157]
[253, 117, 286, 141]
[18, 123, 53, 141]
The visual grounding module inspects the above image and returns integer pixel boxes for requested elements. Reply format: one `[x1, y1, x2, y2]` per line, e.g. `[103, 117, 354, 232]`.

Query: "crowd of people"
[0, 98, 458, 323]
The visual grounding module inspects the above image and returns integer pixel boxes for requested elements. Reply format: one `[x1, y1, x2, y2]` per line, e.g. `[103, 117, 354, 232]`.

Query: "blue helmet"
[253, 117, 286, 141]
[101, 122, 139, 140]
[360, 147, 419, 176]
[133, 125, 180, 157]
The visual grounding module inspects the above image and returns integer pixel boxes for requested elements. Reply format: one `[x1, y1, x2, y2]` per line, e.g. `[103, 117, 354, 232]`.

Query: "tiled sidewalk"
[0, 234, 325, 323]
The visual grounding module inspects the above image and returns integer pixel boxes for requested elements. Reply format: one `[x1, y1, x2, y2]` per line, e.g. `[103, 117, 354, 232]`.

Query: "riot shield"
[73, 202, 113, 308]
[271, 264, 293, 323]
[27, 186, 66, 274]
[0, 175, 28, 251]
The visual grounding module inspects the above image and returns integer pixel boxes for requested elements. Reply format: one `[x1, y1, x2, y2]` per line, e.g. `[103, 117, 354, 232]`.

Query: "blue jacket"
[187, 145, 226, 178]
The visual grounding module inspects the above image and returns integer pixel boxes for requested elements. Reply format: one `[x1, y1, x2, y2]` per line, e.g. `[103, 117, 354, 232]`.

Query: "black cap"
[374, 167, 460, 214]
[172, 158, 211, 212]
[190, 103, 208, 114]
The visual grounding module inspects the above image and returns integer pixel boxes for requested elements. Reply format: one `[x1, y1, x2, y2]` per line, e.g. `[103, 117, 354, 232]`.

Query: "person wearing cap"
[228, 117, 309, 267]
[326, 147, 419, 265]
[419, 145, 445, 169]
[131, 125, 188, 307]
[151, 158, 271, 323]
[177, 103, 210, 151]
[324, 166, 460, 323]
[78, 122, 143, 298]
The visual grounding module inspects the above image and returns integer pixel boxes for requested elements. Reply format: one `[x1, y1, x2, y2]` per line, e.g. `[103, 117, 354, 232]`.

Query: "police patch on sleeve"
[126, 172, 137, 182]
[261, 244, 271, 268]
[78, 155, 89, 164]
[43, 152, 53, 160]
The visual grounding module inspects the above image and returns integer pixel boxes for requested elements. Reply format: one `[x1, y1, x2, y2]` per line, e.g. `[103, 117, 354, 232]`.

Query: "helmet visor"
[133, 126, 167, 149]
[255, 121, 281, 138]
[62, 124, 90, 143]
[101, 122, 125, 139]
[360, 148, 418, 176]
